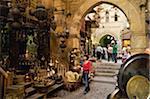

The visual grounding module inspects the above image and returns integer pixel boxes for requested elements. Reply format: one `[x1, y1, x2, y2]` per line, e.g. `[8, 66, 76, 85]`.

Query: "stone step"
[95, 72, 116, 77]
[25, 87, 37, 97]
[96, 68, 118, 73]
[19, 82, 33, 89]
[99, 63, 120, 66]
[96, 66, 120, 70]
[92, 76, 116, 84]
[26, 93, 45, 99]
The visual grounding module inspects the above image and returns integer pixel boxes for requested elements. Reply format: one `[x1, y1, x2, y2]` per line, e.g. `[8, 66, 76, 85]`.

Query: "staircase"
[5, 74, 63, 99]
[93, 61, 121, 84]
[6, 81, 45, 99]
[24, 82, 45, 99]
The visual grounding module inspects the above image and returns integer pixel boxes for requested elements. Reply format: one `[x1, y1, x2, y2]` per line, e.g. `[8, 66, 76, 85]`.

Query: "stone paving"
[48, 60, 121, 99]
[48, 82, 115, 99]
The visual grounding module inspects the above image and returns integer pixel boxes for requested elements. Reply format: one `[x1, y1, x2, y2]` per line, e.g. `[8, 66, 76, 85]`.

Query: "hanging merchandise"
[69, 48, 81, 73]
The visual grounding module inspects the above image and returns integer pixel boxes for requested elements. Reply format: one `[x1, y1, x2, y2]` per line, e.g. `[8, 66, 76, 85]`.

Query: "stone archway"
[99, 34, 116, 47]
[69, 0, 146, 54]
[92, 32, 119, 44]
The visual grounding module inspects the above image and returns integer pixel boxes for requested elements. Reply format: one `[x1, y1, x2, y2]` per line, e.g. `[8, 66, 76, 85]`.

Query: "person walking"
[107, 44, 113, 62]
[122, 49, 131, 63]
[82, 55, 92, 94]
[112, 42, 118, 63]
[103, 47, 108, 60]
[96, 45, 103, 60]
[101, 47, 105, 59]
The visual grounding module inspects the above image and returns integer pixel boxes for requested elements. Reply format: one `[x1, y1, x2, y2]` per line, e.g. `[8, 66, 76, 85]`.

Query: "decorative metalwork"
[33, 4, 48, 21]
[0, 1, 10, 98]
[0, 0, 10, 61]
[0, 0, 57, 70]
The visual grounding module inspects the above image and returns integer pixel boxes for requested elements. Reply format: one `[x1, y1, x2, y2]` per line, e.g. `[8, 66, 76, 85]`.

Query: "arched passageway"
[83, 2, 130, 54]
[69, 0, 146, 54]
[99, 34, 116, 47]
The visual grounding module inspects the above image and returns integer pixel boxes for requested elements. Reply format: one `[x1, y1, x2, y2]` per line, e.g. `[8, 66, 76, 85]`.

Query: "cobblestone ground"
[48, 82, 115, 99]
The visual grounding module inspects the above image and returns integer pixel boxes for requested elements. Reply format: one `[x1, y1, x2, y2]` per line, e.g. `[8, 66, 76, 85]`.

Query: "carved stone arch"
[98, 33, 118, 42]
[69, 0, 146, 53]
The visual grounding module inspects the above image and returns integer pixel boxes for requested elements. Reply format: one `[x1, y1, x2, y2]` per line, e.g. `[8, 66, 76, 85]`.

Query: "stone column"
[146, 0, 150, 48]
[69, 19, 81, 49]
[67, 34, 80, 49]
[131, 32, 147, 54]
[130, 5, 147, 54]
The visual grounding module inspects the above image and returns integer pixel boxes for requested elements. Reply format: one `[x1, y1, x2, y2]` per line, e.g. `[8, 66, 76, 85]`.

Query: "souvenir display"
[65, 71, 80, 83]
[64, 71, 81, 91]
[69, 48, 81, 73]
[0, 1, 65, 98]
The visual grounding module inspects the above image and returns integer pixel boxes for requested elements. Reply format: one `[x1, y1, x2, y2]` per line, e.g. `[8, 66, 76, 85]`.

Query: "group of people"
[93, 43, 132, 63]
[94, 42, 118, 63]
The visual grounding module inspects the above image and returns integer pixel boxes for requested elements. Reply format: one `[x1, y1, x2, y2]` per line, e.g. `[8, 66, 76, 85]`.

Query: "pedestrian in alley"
[122, 49, 131, 63]
[112, 41, 118, 63]
[107, 44, 113, 62]
[82, 55, 92, 94]
[103, 47, 108, 60]
[96, 45, 103, 61]
[101, 47, 105, 59]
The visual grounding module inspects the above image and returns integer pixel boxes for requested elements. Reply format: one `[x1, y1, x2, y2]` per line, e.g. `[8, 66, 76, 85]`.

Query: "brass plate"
[126, 75, 150, 99]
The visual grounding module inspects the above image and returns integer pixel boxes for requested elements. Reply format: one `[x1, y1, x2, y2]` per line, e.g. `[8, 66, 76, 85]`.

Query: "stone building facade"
[41, 0, 149, 54]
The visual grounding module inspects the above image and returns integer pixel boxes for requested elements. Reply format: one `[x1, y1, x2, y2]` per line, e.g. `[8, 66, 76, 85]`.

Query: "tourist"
[82, 55, 92, 94]
[101, 47, 105, 59]
[103, 47, 108, 60]
[107, 44, 113, 62]
[96, 45, 103, 60]
[112, 42, 118, 63]
[122, 49, 131, 63]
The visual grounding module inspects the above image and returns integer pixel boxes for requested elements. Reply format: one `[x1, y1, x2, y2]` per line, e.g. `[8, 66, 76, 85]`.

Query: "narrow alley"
[0, 0, 149, 99]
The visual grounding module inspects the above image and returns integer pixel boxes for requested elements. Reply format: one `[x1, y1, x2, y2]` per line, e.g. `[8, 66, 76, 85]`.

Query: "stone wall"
[40, 0, 148, 54]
